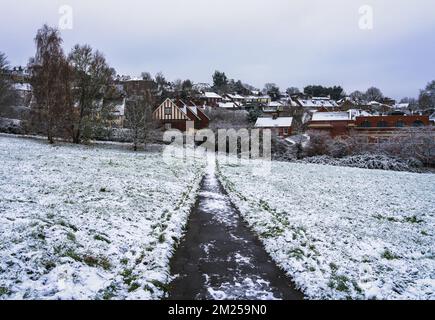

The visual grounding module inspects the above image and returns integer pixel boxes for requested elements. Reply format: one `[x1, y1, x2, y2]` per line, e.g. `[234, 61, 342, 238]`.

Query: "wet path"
[168, 168, 303, 300]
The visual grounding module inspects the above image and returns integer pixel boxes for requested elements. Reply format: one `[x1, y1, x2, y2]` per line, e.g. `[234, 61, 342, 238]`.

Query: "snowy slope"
[217, 158, 435, 300]
[0, 136, 205, 300]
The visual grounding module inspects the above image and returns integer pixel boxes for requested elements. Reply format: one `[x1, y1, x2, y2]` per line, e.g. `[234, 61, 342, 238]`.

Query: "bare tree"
[27, 25, 73, 144]
[68, 44, 115, 143]
[125, 90, 157, 151]
[0, 52, 18, 109]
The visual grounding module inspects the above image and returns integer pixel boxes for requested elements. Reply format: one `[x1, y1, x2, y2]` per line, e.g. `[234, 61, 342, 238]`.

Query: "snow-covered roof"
[268, 101, 283, 107]
[297, 98, 337, 108]
[394, 103, 410, 109]
[219, 102, 238, 109]
[227, 93, 245, 100]
[255, 117, 293, 128]
[202, 92, 222, 99]
[113, 98, 126, 116]
[311, 112, 350, 121]
[13, 83, 32, 91]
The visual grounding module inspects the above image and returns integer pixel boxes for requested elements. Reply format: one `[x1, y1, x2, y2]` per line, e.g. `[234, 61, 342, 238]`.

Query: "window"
[164, 107, 172, 116]
[413, 120, 424, 127]
[361, 120, 371, 128]
[377, 121, 388, 128]
[283, 128, 289, 135]
[396, 121, 405, 128]
[164, 123, 172, 130]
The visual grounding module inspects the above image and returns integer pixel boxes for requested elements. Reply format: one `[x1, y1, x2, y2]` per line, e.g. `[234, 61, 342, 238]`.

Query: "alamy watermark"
[59, 5, 73, 30]
[359, 5, 374, 30]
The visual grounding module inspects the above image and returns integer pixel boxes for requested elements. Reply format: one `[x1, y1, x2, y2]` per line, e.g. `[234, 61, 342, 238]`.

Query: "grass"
[381, 249, 400, 260]
[0, 287, 10, 296]
[404, 215, 424, 224]
[94, 234, 111, 244]
[328, 275, 350, 293]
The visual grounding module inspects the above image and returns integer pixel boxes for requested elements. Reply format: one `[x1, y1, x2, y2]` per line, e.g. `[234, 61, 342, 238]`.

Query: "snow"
[311, 112, 350, 121]
[202, 92, 222, 99]
[218, 102, 238, 109]
[255, 117, 293, 128]
[216, 157, 435, 300]
[297, 98, 338, 108]
[0, 136, 206, 300]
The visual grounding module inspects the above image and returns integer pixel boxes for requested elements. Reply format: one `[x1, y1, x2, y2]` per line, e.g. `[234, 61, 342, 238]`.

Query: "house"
[225, 93, 245, 105]
[112, 98, 126, 127]
[308, 111, 355, 137]
[153, 98, 209, 131]
[255, 117, 293, 137]
[308, 109, 372, 137]
[262, 101, 284, 114]
[199, 92, 223, 107]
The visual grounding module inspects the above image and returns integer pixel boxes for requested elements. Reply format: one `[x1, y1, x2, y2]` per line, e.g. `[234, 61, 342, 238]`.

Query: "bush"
[300, 154, 423, 172]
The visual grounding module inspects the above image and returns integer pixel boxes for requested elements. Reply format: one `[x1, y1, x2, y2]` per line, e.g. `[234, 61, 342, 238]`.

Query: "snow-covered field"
[217, 157, 435, 300]
[0, 135, 205, 300]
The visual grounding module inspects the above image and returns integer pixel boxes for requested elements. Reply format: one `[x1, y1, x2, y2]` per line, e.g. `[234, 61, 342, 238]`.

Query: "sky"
[1, 0, 435, 99]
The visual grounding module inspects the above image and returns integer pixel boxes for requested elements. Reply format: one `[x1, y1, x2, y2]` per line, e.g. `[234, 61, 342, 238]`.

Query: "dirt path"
[167, 167, 303, 300]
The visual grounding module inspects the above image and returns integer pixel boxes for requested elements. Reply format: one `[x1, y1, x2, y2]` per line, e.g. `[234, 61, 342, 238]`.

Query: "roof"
[311, 112, 350, 121]
[394, 103, 410, 109]
[202, 92, 222, 99]
[226, 93, 245, 100]
[255, 117, 293, 128]
[297, 98, 338, 108]
[268, 101, 283, 107]
[113, 98, 126, 116]
[219, 102, 238, 109]
[13, 83, 32, 91]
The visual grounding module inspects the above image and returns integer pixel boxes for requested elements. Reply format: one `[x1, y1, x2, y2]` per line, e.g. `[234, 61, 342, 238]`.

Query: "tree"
[141, 71, 153, 81]
[349, 90, 365, 103]
[247, 108, 262, 123]
[28, 25, 73, 144]
[263, 83, 280, 101]
[212, 70, 228, 93]
[329, 86, 345, 101]
[418, 80, 435, 110]
[0, 52, 18, 108]
[364, 87, 384, 102]
[303, 85, 344, 100]
[125, 89, 156, 151]
[68, 44, 115, 143]
[286, 87, 300, 96]
[155, 71, 169, 101]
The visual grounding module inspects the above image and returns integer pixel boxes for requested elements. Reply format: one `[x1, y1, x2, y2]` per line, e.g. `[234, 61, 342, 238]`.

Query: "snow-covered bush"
[301, 154, 424, 172]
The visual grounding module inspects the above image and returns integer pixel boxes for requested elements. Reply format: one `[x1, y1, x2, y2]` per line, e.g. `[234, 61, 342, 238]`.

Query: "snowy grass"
[0, 136, 205, 300]
[216, 157, 435, 300]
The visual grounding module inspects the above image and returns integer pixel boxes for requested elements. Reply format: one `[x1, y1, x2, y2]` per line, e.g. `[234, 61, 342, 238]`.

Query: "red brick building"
[309, 113, 431, 138]
[308, 112, 355, 137]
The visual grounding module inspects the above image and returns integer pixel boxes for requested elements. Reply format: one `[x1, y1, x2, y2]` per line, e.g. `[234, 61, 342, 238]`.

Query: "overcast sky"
[2, 0, 435, 99]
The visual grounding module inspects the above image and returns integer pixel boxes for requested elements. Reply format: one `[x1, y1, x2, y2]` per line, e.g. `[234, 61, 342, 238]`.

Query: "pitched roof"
[202, 92, 222, 99]
[255, 117, 293, 128]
